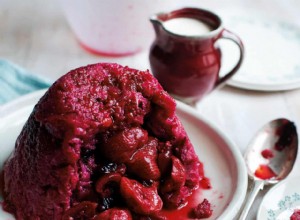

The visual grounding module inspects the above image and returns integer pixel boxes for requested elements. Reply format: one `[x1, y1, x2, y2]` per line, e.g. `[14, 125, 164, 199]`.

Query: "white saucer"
[219, 8, 300, 92]
[257, 175, 300, 220]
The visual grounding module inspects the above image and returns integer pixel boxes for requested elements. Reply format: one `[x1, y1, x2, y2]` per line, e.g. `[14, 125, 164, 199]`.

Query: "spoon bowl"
[239, 118, 298, 220]
[245, 118, 298, 183]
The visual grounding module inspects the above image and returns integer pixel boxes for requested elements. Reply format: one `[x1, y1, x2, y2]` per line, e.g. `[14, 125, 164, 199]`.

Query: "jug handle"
[215, 29, 244, 88]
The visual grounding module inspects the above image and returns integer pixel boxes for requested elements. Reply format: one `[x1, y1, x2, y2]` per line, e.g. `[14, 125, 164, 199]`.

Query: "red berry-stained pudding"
[2, 63, 211, 219]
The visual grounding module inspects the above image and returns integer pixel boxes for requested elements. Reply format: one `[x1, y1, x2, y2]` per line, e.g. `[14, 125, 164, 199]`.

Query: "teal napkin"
[0, 60, 52, 104]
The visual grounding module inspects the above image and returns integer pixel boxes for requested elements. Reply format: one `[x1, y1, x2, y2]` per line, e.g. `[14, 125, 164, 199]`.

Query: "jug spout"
[150, 14, 164, 35]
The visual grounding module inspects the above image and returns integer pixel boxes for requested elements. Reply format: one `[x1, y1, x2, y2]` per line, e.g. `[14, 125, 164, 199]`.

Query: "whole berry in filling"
[291, 209, 300, 220]
[192, 199, 213, 219]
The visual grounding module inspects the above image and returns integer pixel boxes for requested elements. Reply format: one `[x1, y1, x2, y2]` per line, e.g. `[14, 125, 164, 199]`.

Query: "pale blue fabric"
[0, 60, 52, 104]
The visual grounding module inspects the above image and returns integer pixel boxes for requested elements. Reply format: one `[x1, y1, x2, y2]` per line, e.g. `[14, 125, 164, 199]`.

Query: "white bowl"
[59, 0, 181, 56]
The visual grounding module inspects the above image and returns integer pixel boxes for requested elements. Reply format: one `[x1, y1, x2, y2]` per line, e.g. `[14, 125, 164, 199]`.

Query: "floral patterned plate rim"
[257, 175, 300, 220]
[219, 8, 300, 92]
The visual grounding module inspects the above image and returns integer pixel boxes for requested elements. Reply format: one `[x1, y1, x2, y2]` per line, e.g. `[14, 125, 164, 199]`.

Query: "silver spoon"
[239, 118, 298, 220]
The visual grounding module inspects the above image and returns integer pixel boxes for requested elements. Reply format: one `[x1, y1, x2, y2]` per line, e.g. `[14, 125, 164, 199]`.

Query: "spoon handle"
[239, 180, 264, 220]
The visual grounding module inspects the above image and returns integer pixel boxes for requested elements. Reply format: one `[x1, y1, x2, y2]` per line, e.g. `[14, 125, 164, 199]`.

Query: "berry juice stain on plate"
[200, 177, 212, 190]
[160, 189, 213, 220]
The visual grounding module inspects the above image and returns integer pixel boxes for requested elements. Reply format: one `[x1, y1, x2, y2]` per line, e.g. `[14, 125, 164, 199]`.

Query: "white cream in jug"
[163, 17, 212, 36]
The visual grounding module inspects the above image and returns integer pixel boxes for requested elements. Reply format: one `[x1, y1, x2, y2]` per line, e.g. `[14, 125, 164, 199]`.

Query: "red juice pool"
[160, 187, 213, 219]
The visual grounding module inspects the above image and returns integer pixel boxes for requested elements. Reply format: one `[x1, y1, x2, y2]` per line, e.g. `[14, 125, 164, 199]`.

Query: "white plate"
[0, 90, 247, 219]
[219, 8, 300, 91]
[257, 175, 300, 220]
